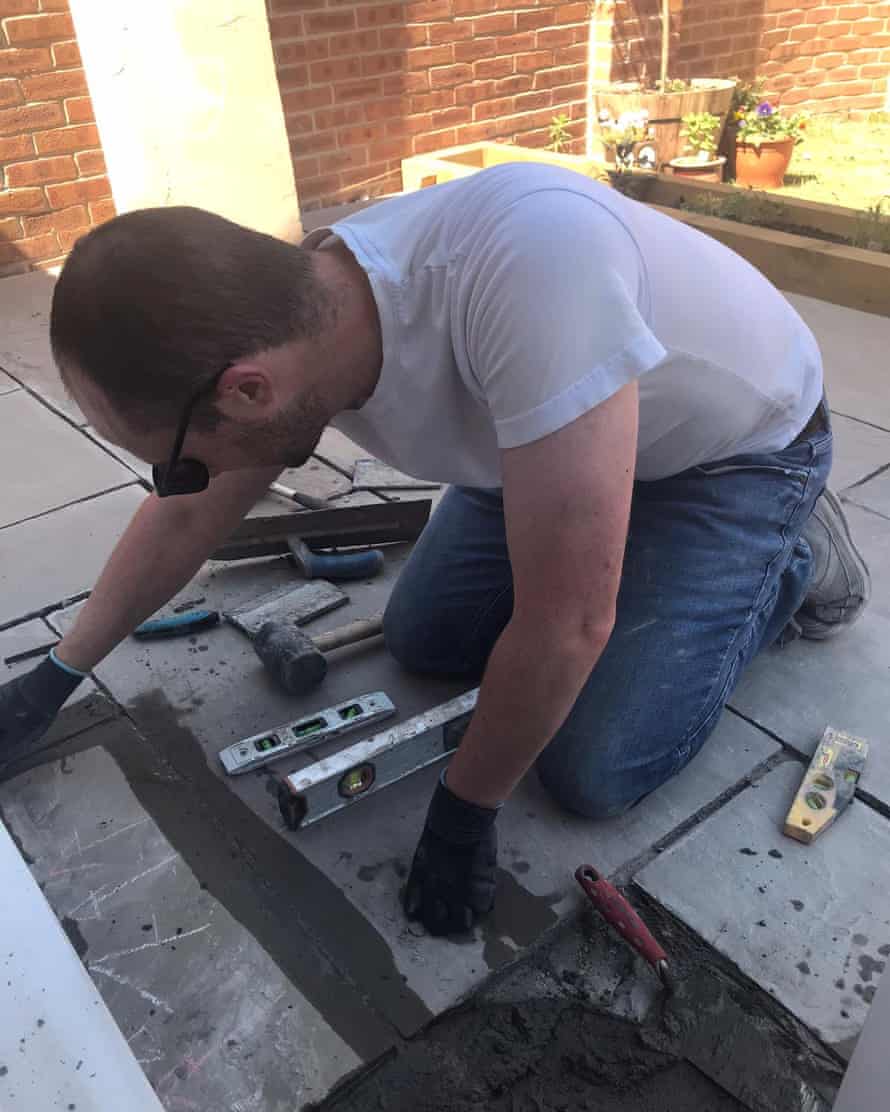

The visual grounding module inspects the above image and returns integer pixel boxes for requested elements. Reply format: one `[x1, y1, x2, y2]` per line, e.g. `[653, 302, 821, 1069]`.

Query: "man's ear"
[214, 361, 278, 421]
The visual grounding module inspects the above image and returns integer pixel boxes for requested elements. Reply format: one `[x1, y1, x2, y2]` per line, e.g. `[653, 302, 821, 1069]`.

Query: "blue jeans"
[384, 409, 833, 819]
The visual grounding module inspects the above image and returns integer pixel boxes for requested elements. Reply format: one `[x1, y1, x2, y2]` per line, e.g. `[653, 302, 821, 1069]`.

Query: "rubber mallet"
[253, 614, 383, 695]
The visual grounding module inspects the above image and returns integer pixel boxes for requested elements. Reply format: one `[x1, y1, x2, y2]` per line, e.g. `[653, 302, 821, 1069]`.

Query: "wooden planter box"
[401, 144, 890, 318]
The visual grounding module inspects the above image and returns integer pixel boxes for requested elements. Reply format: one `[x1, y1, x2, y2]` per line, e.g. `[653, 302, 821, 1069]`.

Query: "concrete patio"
[1, 255, 889, 1109]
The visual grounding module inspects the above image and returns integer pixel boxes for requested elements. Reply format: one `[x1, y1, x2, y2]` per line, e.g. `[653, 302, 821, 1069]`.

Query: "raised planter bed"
[401, 144, 890, 318]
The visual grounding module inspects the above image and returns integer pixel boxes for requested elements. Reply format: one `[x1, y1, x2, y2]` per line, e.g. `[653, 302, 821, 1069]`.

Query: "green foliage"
[852, 200, 890, 255]
[682, 111, 721, 156]
[548, 113, 572, 153]
[677, 189, 788, 228]
[730, 78, 767, 115]
[658, 78, 691, 93]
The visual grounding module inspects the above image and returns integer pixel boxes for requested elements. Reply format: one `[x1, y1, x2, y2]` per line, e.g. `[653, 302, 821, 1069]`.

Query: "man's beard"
[233, 386, 328, 469]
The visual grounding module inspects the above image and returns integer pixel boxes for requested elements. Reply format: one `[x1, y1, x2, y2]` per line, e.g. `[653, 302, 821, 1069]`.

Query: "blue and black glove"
[404, 771, 499, 936]
[0, 651, 85, 774]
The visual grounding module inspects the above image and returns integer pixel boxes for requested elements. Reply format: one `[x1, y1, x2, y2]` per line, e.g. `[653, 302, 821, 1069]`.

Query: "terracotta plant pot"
[668, 155, 727, 184]
[735, 138, 795, 189]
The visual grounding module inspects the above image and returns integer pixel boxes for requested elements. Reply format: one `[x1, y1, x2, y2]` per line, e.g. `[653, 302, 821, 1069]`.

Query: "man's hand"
[404, 772, 499, 935]
[0, 655, 84, 773]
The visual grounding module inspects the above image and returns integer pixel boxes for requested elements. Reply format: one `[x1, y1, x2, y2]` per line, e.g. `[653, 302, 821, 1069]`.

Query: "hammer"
[253, 613, 383, 695]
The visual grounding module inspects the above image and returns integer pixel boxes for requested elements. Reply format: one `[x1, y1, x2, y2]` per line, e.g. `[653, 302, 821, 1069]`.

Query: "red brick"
[404, 0, 451, 18]
[427, 20, 473, 42]
[367, 137, 407, 162]
[298, 173, 342, 200]
[412, 128, 457, 153]
[514, 89, 552, 112]
[860, 62, 889, 76]
[537, 26, 583, 49]
[291, 154, 319, 180]
[305, 9, 355, 33]
[534, 64, 585, 89]
[20, 68, 88, 103]
[310, 57, 363, 83]
[45, 175, 110, 207]
[0, 132, 31, 159]
[62, 94, 94, 123]
[383, 71, 428, 95]
[88, 197, 115, 224]
[407, 44, 453, 68]
[804, 5, 838, 21]
[456, 120, 506, 144]
[494, 31, 537, 53]
[5, 153, 74, 186]
[323, 147, 368, 173]
[473, 94, 514, 120]
[0, 44, 50, 73]
[0, 0, 39, 14]
[58, 224, 90, 252]
[430, 62, 473, 86]
[396, 111, 433, 133]
[0, 186, 46, 214]
[4, 11, 73, 42]
[0, 216, 22, 239]
[315, 103, 363, 129]
[494, 73, 533, 95]
[838, 3, 870, 15]
[276, 62, 310, 88]
[282, 86, 333, 114]
[410, 88, 455, 112]
[452, 0, 492, 13]
[268, 13, 303, 39]
[335, 78, 384, 102]
[0, 77, 22, 106]
[363, 96, 401, 122]
[335, 122, 376, 146]
[33, 122, 97, 154]
[74, 149, 104, 176]
[361, 52, 403, 76]
[273, 38, 308, 65]
[0, 99, 61, 135]
[0, 230, 57, 260]
[514, 50, 553, 73]
[848, 48, 881, 63]
[50, 38, 79, 66]
[456, 79, 494, 104]
[21, 204, 86, 235]
[434, 105, 473, 128]
[290, 130, 337, 155]
[37, 0, 73, 9]
[474, 56, 513, 79]
[376, 25, 422, 49]
[454, 38, 496, 62]
[516, 10, 554, 31]
[808, 78, 875, 96]
[356, 4, 404, 28]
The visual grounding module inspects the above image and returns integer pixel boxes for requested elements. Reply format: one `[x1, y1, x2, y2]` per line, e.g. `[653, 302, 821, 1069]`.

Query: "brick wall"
[608, 0, 890, 114]
[267, 0, 591, 209]
[0, 0, 113, 277]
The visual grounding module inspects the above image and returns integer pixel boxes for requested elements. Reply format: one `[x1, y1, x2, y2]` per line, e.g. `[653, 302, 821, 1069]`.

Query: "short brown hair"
[50, 206, 324, 427]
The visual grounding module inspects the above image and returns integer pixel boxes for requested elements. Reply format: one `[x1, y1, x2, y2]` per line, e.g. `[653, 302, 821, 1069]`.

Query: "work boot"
[795, 488, 871, 640]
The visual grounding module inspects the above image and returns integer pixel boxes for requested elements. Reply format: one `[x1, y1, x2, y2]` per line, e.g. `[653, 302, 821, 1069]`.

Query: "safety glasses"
[152, 365, 229, 498]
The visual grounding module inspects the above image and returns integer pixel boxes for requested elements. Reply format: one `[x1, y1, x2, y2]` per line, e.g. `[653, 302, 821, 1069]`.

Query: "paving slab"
[85, 427, 154, 483]
[0, 270, 85, 424]
[636, 761, 890, 1051]
[730, 502, 890, 808]
[0, 369, 19, 396]
[0, 620, 115, 765]
[0, 391, 134, 528]
[50, 568, 779, 1031]
[788, 293, 890, 431]
[0, 485, 146, 626]
[846, 468, 890, 520]
[829, 413, 890, 493]
[0, 745, 365, 1109]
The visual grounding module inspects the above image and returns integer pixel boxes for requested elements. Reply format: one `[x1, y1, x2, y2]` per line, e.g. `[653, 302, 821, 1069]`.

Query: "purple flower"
[756, 102, 774, 117]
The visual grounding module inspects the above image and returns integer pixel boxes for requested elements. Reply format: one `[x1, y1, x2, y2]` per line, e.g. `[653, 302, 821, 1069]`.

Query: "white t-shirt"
[303, 163, 823, 485]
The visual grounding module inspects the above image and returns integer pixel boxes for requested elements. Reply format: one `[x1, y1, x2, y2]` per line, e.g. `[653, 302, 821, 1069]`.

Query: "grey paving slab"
[51, 561, 778, 1028]
[788, 293, 890, 431]
[636, 761, 890, 1050]
[829, 413, 890, 493]
[85, 427, 154, 483]
[0, 392, 135, 528]
[0, 745, 364, 1109]
[0, 485, 146, 626]
[0, 619, 115, 761]
[0, 369, 19, 396]
[730, 502, 890, 807]
[846, 468, 890, 520]
[0, 270, 85, 424]
[315, 427, 374, 476]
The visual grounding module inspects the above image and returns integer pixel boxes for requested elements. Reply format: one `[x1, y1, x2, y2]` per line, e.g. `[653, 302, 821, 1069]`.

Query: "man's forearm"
[57, 468, 280, 672]
[445, 616, 611, 809]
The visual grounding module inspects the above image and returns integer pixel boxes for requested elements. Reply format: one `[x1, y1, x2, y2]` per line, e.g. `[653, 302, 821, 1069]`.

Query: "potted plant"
[585, 0, 735, 167]
[596, 108, 657, 172]
[668, 112, 726, 182]
[733, 96, 807, 189]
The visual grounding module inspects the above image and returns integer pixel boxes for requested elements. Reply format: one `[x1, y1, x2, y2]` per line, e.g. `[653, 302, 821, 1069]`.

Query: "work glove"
[0, 654, 84, 773]
[404, 771, 499, 936]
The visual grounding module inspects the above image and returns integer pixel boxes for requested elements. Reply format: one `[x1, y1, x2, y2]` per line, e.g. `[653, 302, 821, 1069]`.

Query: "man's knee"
[535, 747, 638, 821]
[383, 594, 472, 677]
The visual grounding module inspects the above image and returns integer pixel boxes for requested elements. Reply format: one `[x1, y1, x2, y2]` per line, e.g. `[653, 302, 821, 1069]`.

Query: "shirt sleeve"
[462, 188, 667, 450]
